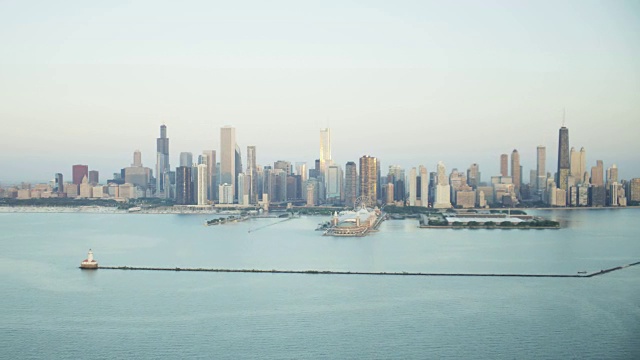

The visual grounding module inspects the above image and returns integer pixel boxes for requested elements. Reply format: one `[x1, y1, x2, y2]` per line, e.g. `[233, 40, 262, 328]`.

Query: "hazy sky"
[1, 0, 639, 184]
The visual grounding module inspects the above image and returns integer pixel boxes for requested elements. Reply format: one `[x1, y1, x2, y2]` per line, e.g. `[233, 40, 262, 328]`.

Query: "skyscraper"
[88, 170, 99, 185]
[72, 164, 88, 185]
[156, 125, 170, 194]
[54, 173, 64, 193]
[220, 126, 236, 200]
[197, 163, 208, 205]
[557, 126, 570, 190]
[175, 166, 192, 205]
[467, 163, 480, 189]
[202, 150, 216, 201]
[359, 155, 377, 206]
[409, 167, 417, 206]
[419, 165, 429, 207]
[536, 146, 546, 193]
[319, 128, 331, 174]
[180, 152, 193, 167]
[434, 161, 452, 208]
[133, 150, 142, 167]
[344, 161, 357, 208]
[247, 146, 257, 203]
[511, 149, 520, 194]
[500, 154, 508, 177]
[591, 160, 604, 186]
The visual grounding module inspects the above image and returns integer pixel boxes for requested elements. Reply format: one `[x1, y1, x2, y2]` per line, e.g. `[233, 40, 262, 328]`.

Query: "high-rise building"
[247, 146, 258, 203]
[629, 178, 640, 202]
[591, 160, 604, 187]
[202, 150, 217, 201]
[220, 126, 236, 200]
[237, 173, 249, 205]
[133, 150, 142, 167]
[54, 173, 64, 194]
[500, 154, 508, 177]
[344, 161, 358, 208]
[409, 167, 417, 206]
[175, 166, 192, 205]
[274, 160, 292, 175]
[536, 146, 546, 193]
[359, 155, 378, 206]
[511, 149, 520, 194]
[295, 162, 307, 183]
[72, 165, 89, 186]
[88, 170, 99, 185]
[156, 125, 170, 194]
[319, 128, 331, 174]
[606, 164, 618, 185]
[557, 126, 570, 191]
[235, 145, 242, 201]
[467, 163, 480, 189]
[419, 165, 429, 207]
[197, 164, 208, 205]
[326, 165, 342, 203]
[434, 161, 452, 209]
[180, 152, 193, 167]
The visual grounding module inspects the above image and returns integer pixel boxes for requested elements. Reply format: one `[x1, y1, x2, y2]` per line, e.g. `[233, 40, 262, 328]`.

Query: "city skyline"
[1, 1, 639, 183]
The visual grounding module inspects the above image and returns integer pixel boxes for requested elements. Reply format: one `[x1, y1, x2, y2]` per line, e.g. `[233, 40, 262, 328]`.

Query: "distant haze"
[1, 1, 639, 184]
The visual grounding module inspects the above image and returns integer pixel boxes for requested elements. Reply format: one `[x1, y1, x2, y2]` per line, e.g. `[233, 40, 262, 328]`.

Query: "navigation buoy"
[80, 249, 98, 269]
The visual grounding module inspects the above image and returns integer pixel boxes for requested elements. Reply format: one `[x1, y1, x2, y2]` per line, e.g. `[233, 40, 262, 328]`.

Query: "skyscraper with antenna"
[557, 120, 570, 191]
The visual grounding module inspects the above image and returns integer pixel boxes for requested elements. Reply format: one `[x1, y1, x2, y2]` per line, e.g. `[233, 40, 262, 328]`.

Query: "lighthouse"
[80, 249, 98, 269]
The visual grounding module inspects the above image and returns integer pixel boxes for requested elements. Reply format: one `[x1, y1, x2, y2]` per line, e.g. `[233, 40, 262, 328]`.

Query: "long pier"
[95, 261, 640, 278]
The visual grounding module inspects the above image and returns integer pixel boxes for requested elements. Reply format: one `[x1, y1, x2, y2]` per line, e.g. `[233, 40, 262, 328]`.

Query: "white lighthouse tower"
[80, 249, 98, 269]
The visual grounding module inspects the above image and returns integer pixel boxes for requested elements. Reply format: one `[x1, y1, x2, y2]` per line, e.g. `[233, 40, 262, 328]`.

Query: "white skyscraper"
[319, 128, 332, 200]
[220, 126, 236, 200]
[434, 161, 452, 209]
[197, 163, 208, 205]
[419, 165, 429, 207]
[409, 167, 417, 206]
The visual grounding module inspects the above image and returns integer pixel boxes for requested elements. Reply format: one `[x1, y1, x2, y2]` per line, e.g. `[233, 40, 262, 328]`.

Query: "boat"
[80, 249, 98, 269]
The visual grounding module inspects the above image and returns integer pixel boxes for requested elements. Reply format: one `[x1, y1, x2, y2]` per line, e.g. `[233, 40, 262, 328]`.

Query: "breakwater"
[96, 261, 640, 278]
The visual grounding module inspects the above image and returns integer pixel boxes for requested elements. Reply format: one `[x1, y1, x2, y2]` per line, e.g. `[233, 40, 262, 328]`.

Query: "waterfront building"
[88, 170, 99, 185]
[72, 164, 89, 186]
[511, 149, 521, 195]
[118, 183, 135, 199]
[570, 147, 587, 185]
[54, 173, 64, 194]
[179, 152, 193, 167]
[591, 160, 604, 187]
[156, 125, 170, 195]
[359, 155, 378, 207]
[476, 186, 494, 205]
[175, 166, 192, 205]
[557, 126, 570, 191]
[197, 164, 208, 205]
[220, 126, 236, 201]
[434, 161, 452, 209]
[344, 161, 358, 208]
[219, 183, 233, 204]
[456, 190, 476, 209]
[478, 190, 487, 207]
[92, 185, 104, 199]
[629, 178, 640, 202]
[419, 165, 429, 207]
[589, 186, 606, 207]
[237, 173, 249, 205]
[500, 154, 508, 177]
[65, 183, 79, 198]
[385, 182, 394, 205]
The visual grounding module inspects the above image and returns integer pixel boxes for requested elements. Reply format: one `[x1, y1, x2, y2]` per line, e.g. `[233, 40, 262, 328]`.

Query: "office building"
[434, 161, 452, 209]
[591, 160, 604, 187]
[500, 154, 508, 177]
[175, 166, 192, 205]
[536, 146, 546, 194]
[419, 165, 429, 207]
[557, 126, 570, 191]
[220, 126, 236, 201]
[180, 152, 193, 167]
[408, 167, 417, 206]
[156, 125, 170, 194]
[511, 149, 520, 195]
[344, 161, 358, 208]
[197, 164, 208, 205]
[359, 155, 378, 206]
[247, 146, 258, 203]
[54, 173, 64, 194]
[202, 150, 217, 201]
[88, 170, 99, 185]
[467, 163, 480, 189]
[72, 165, 89, 186]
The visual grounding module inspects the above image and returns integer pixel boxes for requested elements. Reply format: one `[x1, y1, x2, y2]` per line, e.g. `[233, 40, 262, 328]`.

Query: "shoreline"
[0, 205, 638, 215]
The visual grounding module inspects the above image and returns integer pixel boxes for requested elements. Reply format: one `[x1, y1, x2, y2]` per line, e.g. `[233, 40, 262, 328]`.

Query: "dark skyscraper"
[557, 126, 570, 190]
[54, 173, 64, 193]
[344, 161, 358, 208]
[156, 125, 170, 194]
[175, 166, 192, 205]
[72, 164, 88, 185]
[88, 170, 99, 185]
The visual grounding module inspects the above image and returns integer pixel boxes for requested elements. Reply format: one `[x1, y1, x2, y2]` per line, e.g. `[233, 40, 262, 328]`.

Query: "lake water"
[1, 209, 639, 359]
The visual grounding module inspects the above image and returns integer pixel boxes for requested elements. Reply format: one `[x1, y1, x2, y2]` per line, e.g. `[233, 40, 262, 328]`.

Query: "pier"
[94, 261, 640, 278]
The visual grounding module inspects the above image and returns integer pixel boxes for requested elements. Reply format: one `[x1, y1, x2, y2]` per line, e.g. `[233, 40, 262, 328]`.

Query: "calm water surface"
[1, 209, 639, 359]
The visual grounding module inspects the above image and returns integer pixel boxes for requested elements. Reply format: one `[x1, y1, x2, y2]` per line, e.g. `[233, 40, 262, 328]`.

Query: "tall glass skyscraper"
[557, 126, 570, 190]
[156, 125, 170, 194]
[220, 126, 236, 200]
